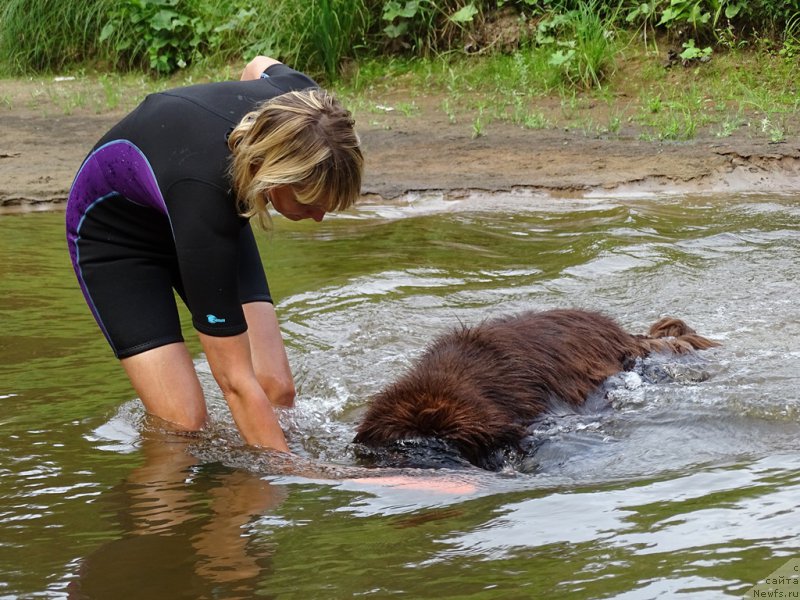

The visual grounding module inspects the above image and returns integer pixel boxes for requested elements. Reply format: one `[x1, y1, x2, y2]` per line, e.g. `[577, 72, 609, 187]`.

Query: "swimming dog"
[353, 309, 718, 470]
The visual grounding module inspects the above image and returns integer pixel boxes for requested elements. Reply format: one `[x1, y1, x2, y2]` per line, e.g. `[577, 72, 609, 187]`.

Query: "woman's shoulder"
[257, 63, 319, 92]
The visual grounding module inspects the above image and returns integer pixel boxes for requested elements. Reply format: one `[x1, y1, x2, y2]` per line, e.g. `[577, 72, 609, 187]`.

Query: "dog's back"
[353, 309, 718, 469]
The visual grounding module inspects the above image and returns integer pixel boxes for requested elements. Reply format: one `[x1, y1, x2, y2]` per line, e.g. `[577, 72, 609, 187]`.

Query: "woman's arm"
[165, 183, 289, 452]
[199, 331, 290, 452]
[240, 56, 282, 81]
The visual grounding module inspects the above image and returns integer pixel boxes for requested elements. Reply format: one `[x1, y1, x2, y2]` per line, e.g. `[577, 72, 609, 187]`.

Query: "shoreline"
[2, 102, 799, 215]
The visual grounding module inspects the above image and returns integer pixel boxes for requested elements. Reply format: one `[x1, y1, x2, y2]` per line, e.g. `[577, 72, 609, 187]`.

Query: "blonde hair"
[228, 88, 363, 228]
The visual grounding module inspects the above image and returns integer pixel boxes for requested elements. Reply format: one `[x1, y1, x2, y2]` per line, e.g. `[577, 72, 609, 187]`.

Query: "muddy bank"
[360, 116, 800, 200]
[1, 96, 799, 212]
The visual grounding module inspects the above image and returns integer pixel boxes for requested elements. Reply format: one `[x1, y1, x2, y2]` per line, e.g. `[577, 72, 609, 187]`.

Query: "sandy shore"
[2, 84, 799, 212]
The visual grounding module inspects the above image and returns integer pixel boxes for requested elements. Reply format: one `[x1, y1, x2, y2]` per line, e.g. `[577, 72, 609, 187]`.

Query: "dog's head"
[351, 435, 514, 471]
[351, 436, 473, 469]
[352, 381, 524, 470]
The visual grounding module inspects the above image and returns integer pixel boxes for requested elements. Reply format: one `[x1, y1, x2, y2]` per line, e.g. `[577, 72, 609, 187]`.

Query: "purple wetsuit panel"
[66, 140, 168, 342]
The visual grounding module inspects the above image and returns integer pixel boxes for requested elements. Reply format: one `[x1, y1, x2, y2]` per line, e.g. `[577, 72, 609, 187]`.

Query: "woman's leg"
[243, 302, 296, 408]
[121, 342, 209, 431]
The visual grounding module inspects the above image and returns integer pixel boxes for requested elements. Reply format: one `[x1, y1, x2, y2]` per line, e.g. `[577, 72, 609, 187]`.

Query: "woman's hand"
[240, 56, 282, 81]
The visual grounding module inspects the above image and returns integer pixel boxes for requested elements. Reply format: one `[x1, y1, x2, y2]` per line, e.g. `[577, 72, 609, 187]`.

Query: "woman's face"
[268, 185, 326, 222]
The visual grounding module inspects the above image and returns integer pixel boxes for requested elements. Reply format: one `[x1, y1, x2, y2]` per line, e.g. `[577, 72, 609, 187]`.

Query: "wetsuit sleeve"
[261, 63, 319, 92]
[165, 179, 249, 337]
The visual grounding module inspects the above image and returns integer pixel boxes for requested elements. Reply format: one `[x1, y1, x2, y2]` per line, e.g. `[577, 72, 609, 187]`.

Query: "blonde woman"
[66, 57, 363, 453]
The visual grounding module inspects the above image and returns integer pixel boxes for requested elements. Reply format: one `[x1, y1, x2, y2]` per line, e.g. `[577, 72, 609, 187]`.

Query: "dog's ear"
[352, 408, 406, 446]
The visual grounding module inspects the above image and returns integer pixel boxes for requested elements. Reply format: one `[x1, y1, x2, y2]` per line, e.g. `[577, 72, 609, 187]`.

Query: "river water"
[1, 192, 798, 599]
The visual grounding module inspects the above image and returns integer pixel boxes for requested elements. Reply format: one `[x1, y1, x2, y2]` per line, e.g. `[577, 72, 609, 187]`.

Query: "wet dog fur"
[353, 309, 719, 470]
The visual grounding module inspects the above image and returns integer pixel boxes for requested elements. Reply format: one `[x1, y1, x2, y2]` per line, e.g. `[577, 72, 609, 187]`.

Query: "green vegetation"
[335, 45, 800, 141]
[0, 0, 374, 77]
[3, 0, 800, 79]
[0, 0, 112, 74]
[1, 0, 799, 143]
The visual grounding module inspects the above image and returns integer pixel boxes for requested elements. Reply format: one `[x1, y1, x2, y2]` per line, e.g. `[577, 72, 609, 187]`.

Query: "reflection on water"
[64, 435, 285, 600]
[1, 193, 799, 598]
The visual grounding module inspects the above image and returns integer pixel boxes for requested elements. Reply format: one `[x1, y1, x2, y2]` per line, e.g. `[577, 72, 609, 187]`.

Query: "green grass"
[546, 0, 622, 89]
[2, 38, 799, 145]
[2, 0, 798, 147]
[0, 0, 113, 74]
[306, 0, 368, 79]
[335, 43, 800, 142]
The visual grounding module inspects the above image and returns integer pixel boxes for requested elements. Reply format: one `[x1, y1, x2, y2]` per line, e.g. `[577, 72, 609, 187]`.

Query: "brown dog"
[353, 309, 718, 470]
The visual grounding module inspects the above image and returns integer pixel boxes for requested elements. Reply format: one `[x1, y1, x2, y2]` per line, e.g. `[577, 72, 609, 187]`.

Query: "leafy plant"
[713, 114, 743, 137]
[760, 113, 786, 142]
[99, 0, 208, 74]
[779, 12, 800, 59]
[6, 0, 800, 77]
[658, 0, 710, 30]
[646, 93, 663, 113]
[441, 97, 458, 123]
[471, 105, 486, 137]
[656, 0, 747, 36]
[679, 38, 712, 61]
[626, 1, 660, 48]
[381, 0, 481, 55]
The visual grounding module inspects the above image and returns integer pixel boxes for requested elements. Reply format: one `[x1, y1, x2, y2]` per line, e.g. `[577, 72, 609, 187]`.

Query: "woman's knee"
[256, 371, 296, 408]
[121, 342, 209, 431]
[174, 404, 209, 431]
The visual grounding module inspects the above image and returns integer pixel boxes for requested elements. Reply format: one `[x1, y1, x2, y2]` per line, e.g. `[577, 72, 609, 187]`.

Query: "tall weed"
[0, 0, 113, 74]
[306, 0, 369, 78]
[537, 0, 620, 89]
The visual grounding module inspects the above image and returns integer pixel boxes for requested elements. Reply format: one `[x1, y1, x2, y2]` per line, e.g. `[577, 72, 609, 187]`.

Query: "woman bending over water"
[66, 56, 363, 452]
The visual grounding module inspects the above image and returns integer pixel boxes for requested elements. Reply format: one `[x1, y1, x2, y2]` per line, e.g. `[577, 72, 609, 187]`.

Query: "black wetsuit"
[66, 64, 317, 358]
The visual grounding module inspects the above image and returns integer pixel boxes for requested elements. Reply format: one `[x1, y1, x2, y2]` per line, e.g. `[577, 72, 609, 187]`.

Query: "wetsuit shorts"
[70, 189, 271, 359]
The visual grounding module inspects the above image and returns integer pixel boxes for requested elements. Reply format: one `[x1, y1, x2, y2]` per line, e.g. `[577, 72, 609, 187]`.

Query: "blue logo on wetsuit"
[206, 314, 226, 324]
